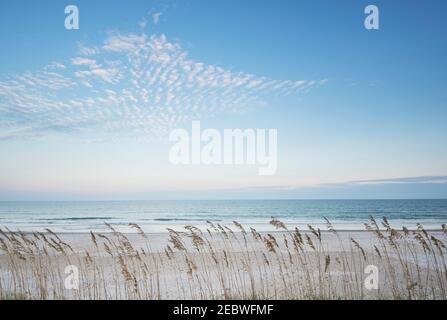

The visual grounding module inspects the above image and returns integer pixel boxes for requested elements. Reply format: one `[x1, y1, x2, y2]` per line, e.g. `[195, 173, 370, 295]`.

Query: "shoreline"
[1, 225, 444, 235]
[1, 228, 445, 235]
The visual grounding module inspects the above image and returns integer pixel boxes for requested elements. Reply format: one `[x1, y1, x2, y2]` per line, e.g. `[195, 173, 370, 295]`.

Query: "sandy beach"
[1, 219, 446, 300]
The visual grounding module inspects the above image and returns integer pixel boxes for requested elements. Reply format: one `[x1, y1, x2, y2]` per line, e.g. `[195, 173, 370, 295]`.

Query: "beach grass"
[0, 217, 446, 300]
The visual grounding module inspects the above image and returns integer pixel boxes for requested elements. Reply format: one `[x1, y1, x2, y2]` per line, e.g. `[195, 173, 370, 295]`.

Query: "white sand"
[0, 229, 446, 299]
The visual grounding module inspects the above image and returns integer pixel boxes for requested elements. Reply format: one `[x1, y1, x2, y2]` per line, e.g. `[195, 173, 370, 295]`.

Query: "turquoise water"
[0, 199, 446, 233]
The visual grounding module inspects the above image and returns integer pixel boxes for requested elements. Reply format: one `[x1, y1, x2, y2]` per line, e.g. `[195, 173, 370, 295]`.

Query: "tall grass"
[0, 217, 446, 300]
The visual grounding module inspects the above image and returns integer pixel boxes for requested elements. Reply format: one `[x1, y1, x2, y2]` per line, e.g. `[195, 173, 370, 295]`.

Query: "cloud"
[213, 176, 447, 199]
[0, 32, 326, 141]
[138, 17, 148, 29]
[350, 176, 447, 185]
[46, 62, 66, 70]
[71, 57, 98, 68]
[102, 34, 147, 52]
[152, 12, 162, 25]
[77, 43, 99, 56]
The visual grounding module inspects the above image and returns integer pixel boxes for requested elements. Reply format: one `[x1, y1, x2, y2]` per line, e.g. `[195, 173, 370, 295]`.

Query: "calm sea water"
[0, 200, 446, 233]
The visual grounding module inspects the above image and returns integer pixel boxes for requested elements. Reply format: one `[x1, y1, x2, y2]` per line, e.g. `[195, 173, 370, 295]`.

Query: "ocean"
[0, 199, 446, 233]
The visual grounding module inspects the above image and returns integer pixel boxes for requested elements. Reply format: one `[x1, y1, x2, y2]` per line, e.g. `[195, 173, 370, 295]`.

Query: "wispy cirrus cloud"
[349, 176, 447, 185]
[0, 32, 326, 141]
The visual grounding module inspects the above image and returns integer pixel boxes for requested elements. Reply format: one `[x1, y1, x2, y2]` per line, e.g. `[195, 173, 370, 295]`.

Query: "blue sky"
[0, 0, 446, 200]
